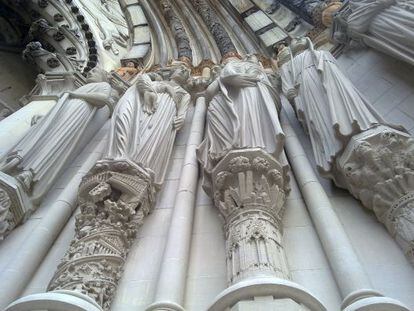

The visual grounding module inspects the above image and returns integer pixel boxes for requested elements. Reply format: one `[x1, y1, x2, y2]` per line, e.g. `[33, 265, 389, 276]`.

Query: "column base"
[207, 277, 326, 311]
[146, 301, 185, 311]
[5, 290, 103, 311]
[341, 289, 409, 311]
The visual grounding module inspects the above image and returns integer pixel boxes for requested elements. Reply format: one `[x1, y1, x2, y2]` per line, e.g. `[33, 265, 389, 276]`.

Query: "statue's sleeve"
[348, 0, 394, 33]
[175, 87, 190, 117]
[280, 65, 295, 98]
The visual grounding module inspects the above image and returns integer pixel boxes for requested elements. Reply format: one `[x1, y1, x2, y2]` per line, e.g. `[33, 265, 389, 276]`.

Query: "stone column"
[46, 159, 155, 310]
[281, 114, 410, 311]
[0, 135, 107, 311]
[207, 148, 325, 311]
[148, 95, 207, 311]
[279, 37, 414, 266]
[5, 66, 191, 311]
[213, 148, 290, 284]
[197, 56, 326, 310]
[337, 126, 414, 264]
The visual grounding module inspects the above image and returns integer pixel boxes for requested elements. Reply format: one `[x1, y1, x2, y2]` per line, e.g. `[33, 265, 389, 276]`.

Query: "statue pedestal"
[5, 290, 103, 311]
[208, 278, 326, 311]
[336, 125, 414, 264]
[0, 172, 32, 240]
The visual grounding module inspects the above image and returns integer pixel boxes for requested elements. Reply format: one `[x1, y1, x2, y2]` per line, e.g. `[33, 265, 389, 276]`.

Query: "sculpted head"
[245, 54, 259, 64]
[86, 67, 109, 83]
[290, 37, 309, 56]
[170, 64, 190, 85]
[276, 42, 292, 66]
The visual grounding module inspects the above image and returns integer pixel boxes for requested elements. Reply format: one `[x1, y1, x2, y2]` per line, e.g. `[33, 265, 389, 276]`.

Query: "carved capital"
[0, 172, 32, 240]
[337, 126, 414, 263]
[48, 159, 156, 310]
[211, 149, 290, 284]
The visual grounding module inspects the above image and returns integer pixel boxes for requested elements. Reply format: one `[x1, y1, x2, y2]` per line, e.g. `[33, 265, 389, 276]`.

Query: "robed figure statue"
[197, 55, 285, 194]
[0, 67, 119, 238]
[106, 65, 191, 185]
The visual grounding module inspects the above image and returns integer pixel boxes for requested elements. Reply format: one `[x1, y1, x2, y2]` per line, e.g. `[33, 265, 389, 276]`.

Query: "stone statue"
[333, 0, 414, 66]
[197, 54, 285, 193]
[79, 0, 129, 55]
[196, 56, 293, 302]
[115, 61, 140, 82]
[47, 64, 191, 310]
[0, 67, 119, 239]
[279, 37, 393, 178]
[106, 64, 191, 185]
[280, 37, 414, 264]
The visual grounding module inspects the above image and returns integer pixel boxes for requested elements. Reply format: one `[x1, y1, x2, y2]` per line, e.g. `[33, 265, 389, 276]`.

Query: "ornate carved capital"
[48, 159, 156, 310]
[0, 172, 32, 240]
[211, 149, 290, 284]
[337, 126, 414, 263]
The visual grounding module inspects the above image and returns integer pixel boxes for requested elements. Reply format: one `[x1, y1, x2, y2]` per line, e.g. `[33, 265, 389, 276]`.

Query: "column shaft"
[148, 96, 206, 310]
[281, 113, 409, 310]
[0, 136, 107, 310]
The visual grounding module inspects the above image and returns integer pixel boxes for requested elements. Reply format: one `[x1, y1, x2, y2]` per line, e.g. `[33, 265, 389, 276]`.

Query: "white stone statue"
[279, 37, 394, 177]
[106, 65, 191, 185]
[197, 55, 285, 192]
[336, 0, 414, 66]
[0, 67, 118, 238]
[46, 65, 191, 310]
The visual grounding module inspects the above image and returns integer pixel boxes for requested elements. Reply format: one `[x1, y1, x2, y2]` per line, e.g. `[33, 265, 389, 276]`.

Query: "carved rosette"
[337, 126, 414, 264]
[47, 159, 156, 310]
[211, 149, 290, 284]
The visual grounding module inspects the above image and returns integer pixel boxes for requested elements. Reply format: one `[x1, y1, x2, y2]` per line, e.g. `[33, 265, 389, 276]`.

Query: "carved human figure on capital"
[0, 67, 119, 240]
[115, 60, 140, 82]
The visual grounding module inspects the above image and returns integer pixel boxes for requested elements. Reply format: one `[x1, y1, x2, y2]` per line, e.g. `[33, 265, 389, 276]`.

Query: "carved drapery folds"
[213, 149, 290, 284]
[0, 68, 118, 240]
[280, 37, 414, 265]
[47, 159, 155, 310]
[47, 67, 190, 310]
[337, 126, 414, 264]
[332, 0, 414, 66]
[198, 57, 291, 284]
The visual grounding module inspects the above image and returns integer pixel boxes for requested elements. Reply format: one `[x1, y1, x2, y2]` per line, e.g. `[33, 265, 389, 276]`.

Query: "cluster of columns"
[0, 1, 413, 311]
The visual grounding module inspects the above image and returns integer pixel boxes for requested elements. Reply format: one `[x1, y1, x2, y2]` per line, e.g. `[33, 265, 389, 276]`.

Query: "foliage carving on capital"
[212, 149, 289, 222]
[211, 149, 291, 284]
[337, 126, 414, 264]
